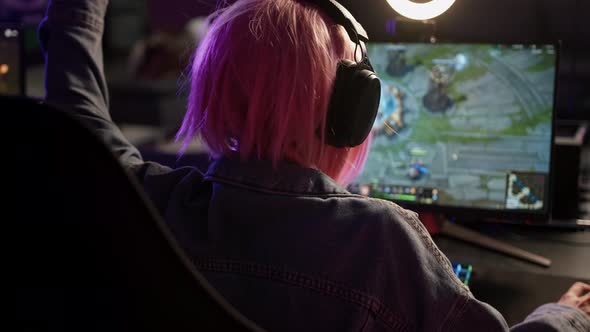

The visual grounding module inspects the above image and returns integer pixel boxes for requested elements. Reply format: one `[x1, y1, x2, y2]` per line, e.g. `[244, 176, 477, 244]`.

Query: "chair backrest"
[4, 97, 264, 332]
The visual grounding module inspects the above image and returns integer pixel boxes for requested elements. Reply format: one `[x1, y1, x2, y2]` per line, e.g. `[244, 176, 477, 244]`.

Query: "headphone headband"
[306, 0, 369, 44]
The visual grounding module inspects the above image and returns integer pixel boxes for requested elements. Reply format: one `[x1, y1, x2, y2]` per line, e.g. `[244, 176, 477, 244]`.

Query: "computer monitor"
[350, 42, 558, 221]
[0, 24, 24, 96]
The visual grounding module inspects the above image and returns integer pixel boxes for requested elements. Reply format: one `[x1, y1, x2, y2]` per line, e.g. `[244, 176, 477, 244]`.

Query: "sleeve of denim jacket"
[510, 303, 590, 332]
[382, 204, 590, 332]
[39, 0, 146, 168]
[452, 295, 590, 332]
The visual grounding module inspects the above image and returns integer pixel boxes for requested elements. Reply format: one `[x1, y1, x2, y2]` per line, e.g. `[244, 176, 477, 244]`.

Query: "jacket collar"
[203, 157, 350, 196]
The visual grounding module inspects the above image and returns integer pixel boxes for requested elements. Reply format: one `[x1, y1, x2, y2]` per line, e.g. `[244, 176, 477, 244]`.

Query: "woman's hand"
[558, 282, 590, 317]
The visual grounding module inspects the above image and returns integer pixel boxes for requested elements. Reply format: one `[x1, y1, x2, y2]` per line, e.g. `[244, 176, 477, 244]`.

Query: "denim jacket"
[39, 1, 590, 331]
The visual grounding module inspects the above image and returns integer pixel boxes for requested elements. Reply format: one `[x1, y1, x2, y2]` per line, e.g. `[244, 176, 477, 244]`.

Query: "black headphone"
[310, 0, 381, 148]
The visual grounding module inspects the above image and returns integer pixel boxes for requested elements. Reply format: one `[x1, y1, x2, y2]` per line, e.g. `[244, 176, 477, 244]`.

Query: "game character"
[408, 160, 429, 180]
[423, 64, 454, 113]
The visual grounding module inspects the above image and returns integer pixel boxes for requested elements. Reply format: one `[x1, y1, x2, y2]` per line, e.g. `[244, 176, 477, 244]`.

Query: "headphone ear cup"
[323, 60, 381, 148]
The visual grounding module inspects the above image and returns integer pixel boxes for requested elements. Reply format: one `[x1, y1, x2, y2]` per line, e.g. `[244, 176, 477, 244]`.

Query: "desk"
[435, 224, 590, 325]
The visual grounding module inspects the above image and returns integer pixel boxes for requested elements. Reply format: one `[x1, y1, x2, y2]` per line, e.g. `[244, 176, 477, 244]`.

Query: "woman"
[40, 0, 590, 331]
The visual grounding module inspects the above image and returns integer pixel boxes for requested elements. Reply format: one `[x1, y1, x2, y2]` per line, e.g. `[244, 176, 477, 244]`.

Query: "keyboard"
[451, 262, 473, 286]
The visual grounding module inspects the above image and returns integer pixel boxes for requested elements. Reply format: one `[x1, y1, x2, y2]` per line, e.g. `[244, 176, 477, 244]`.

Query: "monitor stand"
[437, 218, 552, 267]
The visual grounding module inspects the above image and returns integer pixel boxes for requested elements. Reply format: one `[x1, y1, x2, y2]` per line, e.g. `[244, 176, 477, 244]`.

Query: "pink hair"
[177, 0, 372, 186]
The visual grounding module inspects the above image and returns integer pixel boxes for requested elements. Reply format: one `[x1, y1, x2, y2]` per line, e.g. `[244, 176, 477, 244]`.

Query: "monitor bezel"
[360, 40, 560, 223]
[0, 23, 25, 97]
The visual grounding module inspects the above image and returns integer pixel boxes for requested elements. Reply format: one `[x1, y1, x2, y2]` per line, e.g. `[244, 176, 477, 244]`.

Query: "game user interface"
[349, 43, 557, 212]
[0, 25, 22, 96]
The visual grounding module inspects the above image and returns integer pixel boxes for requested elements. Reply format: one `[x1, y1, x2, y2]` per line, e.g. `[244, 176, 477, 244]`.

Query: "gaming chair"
[3, 97, 264, 332]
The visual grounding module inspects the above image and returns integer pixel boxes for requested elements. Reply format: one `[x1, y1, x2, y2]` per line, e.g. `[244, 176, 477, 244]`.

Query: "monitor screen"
[0, 25, 23, 96]
[350, 43, 557, 215]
